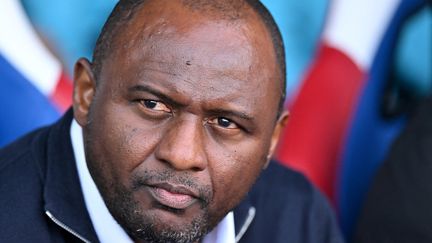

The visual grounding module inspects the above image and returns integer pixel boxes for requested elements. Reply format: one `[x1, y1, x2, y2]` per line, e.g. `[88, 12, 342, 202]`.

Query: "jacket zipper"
[45, 210, 91, 243]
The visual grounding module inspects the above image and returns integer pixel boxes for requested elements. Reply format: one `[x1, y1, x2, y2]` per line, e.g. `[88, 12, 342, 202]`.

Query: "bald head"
[92, 0, 286, 114]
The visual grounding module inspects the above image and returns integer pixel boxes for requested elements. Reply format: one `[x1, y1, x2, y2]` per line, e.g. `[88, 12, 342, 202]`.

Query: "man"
[0, 0, 343, 242]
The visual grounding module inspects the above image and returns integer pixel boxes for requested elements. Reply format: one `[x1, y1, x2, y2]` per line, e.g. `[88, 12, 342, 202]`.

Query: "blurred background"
[0, 0, 430, 241]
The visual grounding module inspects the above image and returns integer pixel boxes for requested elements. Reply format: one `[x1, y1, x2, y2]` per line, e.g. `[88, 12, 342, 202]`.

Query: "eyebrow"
[207, 108, 254, 121]
[128, 84, 185, 108]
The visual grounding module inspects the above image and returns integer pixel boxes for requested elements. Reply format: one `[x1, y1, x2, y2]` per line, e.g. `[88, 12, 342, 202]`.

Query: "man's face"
[74, 1, 287, 242]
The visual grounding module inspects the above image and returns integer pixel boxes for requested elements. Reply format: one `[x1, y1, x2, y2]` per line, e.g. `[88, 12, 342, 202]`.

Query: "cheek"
[87, 104, 163, 182]
[208, 140, 268, 211]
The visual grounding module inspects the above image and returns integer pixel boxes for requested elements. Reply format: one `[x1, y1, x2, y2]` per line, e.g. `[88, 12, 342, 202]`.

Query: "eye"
[208, 117, 239, 129]
[140, 100, 171, 113]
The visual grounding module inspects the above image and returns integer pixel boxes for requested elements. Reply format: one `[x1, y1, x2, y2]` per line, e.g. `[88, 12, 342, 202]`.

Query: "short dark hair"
[92, 0, 286, 116]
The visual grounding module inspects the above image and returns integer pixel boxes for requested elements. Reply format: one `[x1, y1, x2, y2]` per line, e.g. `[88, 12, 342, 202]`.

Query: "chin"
[103, 187, 212, 243]
[133, 210, 210, 243]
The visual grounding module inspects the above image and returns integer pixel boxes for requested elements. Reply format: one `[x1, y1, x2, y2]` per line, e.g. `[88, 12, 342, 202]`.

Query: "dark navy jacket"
[0, 110, 344, 242]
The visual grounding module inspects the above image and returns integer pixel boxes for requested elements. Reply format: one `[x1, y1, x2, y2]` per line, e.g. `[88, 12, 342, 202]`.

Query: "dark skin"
[73, 0, 288, 242]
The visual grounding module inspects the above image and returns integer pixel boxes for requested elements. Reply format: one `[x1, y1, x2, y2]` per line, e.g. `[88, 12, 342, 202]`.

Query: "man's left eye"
[208, 117, 239, 129]
[141, 100, 171, 112]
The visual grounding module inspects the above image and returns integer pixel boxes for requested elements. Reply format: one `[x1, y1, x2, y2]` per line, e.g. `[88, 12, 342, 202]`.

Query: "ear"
[73, 58, 96, 127]
[263, 111, 289, 169]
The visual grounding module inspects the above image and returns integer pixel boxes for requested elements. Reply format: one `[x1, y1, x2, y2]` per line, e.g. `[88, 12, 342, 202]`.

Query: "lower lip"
[148, 187, 197, 210]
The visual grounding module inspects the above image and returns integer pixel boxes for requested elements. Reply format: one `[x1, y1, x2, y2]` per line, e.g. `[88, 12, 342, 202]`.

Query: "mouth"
[147, 183, 199, 210]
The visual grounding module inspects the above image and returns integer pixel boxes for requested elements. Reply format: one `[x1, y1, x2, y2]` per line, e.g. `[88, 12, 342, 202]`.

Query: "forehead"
[109, 1, 277, 71]
[99, 0, 280, 113]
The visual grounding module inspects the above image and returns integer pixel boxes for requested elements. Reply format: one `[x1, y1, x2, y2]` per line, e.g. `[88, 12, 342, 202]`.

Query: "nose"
[154, 116, 207, 171]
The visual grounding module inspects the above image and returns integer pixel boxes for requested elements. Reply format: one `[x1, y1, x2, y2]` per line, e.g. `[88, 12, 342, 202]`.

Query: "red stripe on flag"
[276, 44, 365, 204]
[50, 72, 73, 112]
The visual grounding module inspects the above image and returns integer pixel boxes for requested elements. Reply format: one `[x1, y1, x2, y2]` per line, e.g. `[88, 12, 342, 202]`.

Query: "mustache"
[131, 169, 212, 206]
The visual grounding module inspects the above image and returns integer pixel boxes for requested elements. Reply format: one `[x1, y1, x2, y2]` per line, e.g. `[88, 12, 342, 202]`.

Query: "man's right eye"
[139, 100, 171, 113]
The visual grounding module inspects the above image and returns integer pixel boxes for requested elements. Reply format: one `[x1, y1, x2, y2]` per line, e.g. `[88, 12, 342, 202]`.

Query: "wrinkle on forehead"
[112, 0, 275, 69]
[126, 60, 255, 102]
[120, 23, 256, 81]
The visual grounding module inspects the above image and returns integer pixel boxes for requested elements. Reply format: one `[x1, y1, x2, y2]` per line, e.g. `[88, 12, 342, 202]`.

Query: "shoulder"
[0, 125, 52, 198]
[0, 126, 50, 225]
[239, 161, 344, 243]
[0, 124, 63, 240]
[257, 161, 313, 192]
[251, 161, 320, 207]
[0, 125, 50, 177]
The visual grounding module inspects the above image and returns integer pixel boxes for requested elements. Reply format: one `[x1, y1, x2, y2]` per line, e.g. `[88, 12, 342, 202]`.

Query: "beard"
[84, 137, 221, 243]
[103, 169, 215, 243]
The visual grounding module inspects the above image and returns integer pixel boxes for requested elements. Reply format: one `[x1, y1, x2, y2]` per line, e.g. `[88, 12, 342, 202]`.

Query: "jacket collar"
[42, 109, 98, 242]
